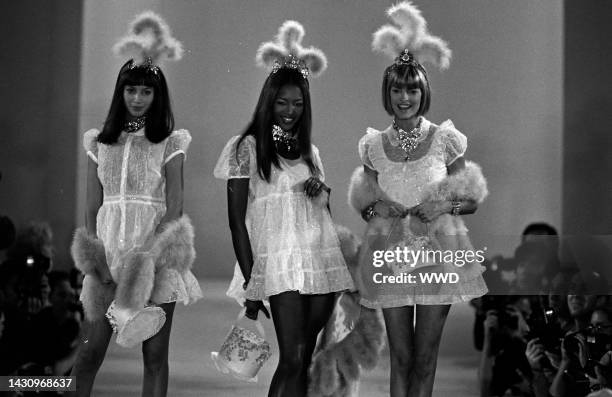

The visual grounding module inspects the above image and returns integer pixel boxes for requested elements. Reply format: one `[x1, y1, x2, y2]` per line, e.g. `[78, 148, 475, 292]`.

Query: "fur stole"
[420, 160, 488, 204]
[309, 303, 385, 397]
[347, 160, 488, 237]
[308, 225, 386, 397]
[70, 228, 115, 321]
[72, 215, 196, 321]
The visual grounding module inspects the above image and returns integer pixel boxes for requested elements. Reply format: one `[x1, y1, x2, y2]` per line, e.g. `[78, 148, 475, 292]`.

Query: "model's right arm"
[227, 178, 253, 283]
[85, 157, 113, 283]
[85, 157, 102, 236]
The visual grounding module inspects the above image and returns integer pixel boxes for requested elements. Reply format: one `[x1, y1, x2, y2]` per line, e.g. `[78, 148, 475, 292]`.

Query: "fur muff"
[71, 227, 108, 279]
[151, 215, 195, 273]
[114, 252, 155, 309]
[71, 227, 115, 321]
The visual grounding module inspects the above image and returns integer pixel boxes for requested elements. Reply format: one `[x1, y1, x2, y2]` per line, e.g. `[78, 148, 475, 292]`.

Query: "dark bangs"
[382, 62, 432, 117]
[98, 60, 174, 145]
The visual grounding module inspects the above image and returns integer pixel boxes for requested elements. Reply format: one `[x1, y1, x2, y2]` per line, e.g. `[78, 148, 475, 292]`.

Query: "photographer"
[479, 296, 535, 397]
[547, 272, 606, 397]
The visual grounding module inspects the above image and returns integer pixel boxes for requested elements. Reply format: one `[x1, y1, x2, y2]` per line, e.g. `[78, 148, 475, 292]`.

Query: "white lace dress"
[82, 128, 203, 307]
[214, 135, 354, 302]
[357, 118, 487, 307]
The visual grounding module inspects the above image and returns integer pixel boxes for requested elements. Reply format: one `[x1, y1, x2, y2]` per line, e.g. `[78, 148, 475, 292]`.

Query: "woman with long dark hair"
[70, 12, 201, 397]
[214, 21, 354, 396]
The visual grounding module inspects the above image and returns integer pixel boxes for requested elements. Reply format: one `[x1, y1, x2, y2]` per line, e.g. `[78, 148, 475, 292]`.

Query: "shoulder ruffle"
[358, 128, 383, 170]
[83, 128, 100, 163]
[213, 135, 256, 179]
[163, 129, 192, 165]
[436, 120, 467, 165]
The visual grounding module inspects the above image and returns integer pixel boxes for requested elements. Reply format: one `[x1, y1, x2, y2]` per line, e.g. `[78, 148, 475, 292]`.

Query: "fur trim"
[114, 215, 195, 310]
[347, 167, 392, 213]
[420, 161, 489, 204]
[80, 275, 115, 322]
[70, 227, 108, 279]
[114, 252, 155, 309]
[151, 215, 196, 272]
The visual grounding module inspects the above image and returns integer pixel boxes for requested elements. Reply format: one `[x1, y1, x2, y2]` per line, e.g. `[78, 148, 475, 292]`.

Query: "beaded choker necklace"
[393, 118, 423, 155]
[272, 125, 299, 154]
[124, 116, 146, 133]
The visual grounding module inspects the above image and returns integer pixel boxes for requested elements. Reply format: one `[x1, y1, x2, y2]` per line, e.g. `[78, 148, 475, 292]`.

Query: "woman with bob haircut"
[214, 21, 353, 396]
[348, 3, 488, 396]
[69, 12, 201, 397]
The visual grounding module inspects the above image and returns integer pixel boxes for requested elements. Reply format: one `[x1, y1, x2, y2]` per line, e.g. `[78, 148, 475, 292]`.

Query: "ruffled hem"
[226, 259, 354, 304]
[150, 268, 203, 305]
[359, 272, 488, 308]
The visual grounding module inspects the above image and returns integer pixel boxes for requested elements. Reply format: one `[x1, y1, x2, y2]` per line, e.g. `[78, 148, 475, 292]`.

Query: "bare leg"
[382, 306, 415, 397]
[68, 319, 113, 397]
[142, 302, 175, 397]
[268, 292, 307, 397]
[408, 304, 451, 397]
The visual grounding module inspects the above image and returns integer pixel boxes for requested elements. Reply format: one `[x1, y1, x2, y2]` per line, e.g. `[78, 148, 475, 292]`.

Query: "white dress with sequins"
[357, 118, 487, 307]
[81, 128, 203, 307]
[214, 135, 354, 302]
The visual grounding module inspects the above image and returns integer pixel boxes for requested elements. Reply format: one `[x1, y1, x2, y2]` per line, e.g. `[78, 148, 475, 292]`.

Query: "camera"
[564, 326, 612, 378]
[527, 307, 564, 355]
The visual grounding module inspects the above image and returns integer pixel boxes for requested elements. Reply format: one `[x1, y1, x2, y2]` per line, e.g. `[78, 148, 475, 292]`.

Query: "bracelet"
[451, 200, 461, 216]
[362, 199, 381, 221]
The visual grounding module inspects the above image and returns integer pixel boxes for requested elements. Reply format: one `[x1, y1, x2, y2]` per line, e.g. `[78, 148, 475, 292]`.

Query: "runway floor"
[92, 280, 481, 396]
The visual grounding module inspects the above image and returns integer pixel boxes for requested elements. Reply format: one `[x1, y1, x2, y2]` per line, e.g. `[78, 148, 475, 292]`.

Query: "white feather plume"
[372, 1, 451, 70]
[255, 20, 328, 78]
[113, 11, 183, 65]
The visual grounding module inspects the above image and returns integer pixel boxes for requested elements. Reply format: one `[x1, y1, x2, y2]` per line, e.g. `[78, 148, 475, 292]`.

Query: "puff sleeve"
[213, 135, 256, 179]
[358, 133, 376, 170]
[83, 129, 100, 164]
[163, 129, 192, 165]
[438, 120, 467, 166]
[311, 145, 326, 181]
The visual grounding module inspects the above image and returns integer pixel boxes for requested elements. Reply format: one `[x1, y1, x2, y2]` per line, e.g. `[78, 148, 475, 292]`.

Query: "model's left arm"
[411, 123, 487, 223]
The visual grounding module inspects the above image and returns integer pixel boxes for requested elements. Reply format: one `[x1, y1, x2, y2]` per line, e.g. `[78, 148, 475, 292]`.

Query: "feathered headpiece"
[372, 1, 451, 70]
[113, 11, 183, 74]
[255, 20, 327, 79]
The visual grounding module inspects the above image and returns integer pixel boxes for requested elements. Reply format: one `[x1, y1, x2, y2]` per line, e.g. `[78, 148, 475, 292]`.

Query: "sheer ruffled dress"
[214, 135, 354, 302]
[356, 118, 487, 308]
[81, 128, 203, 311]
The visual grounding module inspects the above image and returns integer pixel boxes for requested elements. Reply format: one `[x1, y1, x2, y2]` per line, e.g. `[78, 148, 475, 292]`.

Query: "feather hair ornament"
[113, 11, 183, 71]
[372, 1, 451, 70]
[255, 20, 327, 79]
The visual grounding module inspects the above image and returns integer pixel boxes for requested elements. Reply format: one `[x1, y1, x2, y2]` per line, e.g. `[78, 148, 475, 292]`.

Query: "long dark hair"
[237, 68, 318, 182]
[98, 60, 174, 144]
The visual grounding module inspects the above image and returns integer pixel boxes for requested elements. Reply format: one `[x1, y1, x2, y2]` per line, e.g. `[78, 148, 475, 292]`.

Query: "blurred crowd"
[0, 215, 82, 395]
[473, 223, 612, 397]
